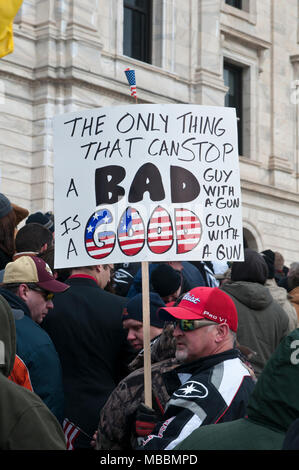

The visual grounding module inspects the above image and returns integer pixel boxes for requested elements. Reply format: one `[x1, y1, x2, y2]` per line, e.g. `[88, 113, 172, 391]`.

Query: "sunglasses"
[174, 319, 215, 332]
[27, 284, 54, 302]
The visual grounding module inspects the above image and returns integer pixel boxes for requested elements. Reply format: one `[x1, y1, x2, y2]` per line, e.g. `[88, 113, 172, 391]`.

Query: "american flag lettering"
[147, 205, 174, 254]
[118, 207, 145, 256]
[85, 209, 116, 259]
[175, 208, 202, 254]
[125, 68, 137, 98]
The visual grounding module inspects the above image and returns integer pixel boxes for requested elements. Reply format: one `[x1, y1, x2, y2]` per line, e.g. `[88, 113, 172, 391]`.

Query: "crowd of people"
[1, 191, 299, 451]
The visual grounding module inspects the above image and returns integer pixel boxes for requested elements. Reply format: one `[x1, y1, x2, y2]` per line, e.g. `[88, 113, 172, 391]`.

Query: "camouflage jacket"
[96, 325, 180, 450]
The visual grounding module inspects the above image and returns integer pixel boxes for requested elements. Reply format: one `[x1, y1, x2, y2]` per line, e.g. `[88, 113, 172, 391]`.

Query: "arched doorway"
[242, 221, 263, 252]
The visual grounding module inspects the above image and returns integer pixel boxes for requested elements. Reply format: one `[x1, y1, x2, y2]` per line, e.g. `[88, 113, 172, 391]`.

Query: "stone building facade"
[1, 0, 299, 264]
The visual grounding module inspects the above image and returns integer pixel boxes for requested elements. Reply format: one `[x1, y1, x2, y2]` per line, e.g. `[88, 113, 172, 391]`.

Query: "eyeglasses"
[27, 284, 54, 302]
[173, 319, 215, 332]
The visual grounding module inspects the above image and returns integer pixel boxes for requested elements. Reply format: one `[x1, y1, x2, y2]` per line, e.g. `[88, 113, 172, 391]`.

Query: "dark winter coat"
[97, 324, 179, 450]
[0, 288, 64, 423]
[141, 348, 255, 450]
[221, 281, 289, 376]
[0, 294, 66, 450]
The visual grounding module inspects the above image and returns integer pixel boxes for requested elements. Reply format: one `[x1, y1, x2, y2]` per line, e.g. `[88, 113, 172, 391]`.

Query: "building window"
[123, 0, 152, 63]
[224, 62, 243, 155]
[225, 0, 243, 9]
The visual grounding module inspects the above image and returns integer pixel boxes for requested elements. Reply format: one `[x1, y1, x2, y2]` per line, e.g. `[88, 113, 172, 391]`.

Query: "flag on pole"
[125, 68, 137, 98]
[63, 418, 81, 450]
[0, 0, 23, 58]
[63, 418, 94, 450]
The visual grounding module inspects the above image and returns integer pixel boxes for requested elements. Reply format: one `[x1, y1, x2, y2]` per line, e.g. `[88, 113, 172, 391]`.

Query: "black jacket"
[0, 249, 11, 270]
[141, 349, 255, 450]
[42, 276, 133, 447]
[283, 418, 299, 449]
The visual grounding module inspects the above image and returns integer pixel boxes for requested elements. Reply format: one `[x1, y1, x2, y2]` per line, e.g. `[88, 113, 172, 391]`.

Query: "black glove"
[135, 402, 160, 438]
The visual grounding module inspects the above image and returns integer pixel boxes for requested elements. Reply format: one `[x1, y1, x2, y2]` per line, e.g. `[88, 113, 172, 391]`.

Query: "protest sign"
[53, 103, 244, 269]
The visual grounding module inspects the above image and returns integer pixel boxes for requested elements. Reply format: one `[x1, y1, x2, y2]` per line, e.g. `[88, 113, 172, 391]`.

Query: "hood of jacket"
[222, 281, 273, 311]
[0, 295, 16, 378]
[247, 329, 299, 432]
[0, 288, 31, 318]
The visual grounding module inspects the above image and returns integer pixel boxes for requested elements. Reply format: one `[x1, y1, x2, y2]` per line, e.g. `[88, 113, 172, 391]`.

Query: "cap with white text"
[158, 286, 238, 332]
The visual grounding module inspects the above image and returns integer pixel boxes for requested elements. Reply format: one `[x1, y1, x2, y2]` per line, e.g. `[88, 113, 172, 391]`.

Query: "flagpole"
[124, 68, 152, 408]
[141, 260, 152, 408]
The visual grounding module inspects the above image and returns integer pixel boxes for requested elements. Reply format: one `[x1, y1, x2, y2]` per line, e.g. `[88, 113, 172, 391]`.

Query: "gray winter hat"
[0, 193, 29, 226]
[0, 193, 12, 219]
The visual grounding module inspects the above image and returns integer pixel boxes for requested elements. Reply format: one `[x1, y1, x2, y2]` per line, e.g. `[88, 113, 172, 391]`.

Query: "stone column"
[268, 0, 293, 188]
[193, 0, 227, 106]
[32, 0, 103, 210]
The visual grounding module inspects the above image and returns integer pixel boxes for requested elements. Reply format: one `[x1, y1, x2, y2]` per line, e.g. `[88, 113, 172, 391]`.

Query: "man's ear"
[17, 283, 29, 302]
[215, 323, 230, 342]
[39, 243, 48, 253]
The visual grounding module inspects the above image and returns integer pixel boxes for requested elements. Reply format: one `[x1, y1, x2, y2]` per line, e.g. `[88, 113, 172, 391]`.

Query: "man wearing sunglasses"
[0, 255, 69, 424]
[138, 286, 256, 451]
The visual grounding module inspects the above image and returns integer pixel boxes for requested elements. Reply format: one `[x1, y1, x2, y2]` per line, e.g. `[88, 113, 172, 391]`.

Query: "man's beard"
[175, 348, 189, 363]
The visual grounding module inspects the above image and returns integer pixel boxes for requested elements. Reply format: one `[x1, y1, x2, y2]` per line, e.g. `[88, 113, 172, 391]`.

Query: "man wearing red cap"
[138, 286, 256, 451]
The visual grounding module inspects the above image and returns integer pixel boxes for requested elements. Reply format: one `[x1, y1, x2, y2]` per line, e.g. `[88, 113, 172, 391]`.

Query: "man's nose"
[173, 323, 182, 337]
[127, 329, 136, 340]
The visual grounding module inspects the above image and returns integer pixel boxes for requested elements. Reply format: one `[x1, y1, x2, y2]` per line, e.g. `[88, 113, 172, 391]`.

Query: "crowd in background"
[1, 191, 299, 451]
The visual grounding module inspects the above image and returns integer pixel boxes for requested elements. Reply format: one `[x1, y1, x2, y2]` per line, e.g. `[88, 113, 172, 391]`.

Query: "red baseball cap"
[158, 287, 238, 332]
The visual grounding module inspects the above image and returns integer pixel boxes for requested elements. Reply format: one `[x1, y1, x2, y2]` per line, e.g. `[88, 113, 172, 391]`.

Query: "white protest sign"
[53, 104, 244, 269]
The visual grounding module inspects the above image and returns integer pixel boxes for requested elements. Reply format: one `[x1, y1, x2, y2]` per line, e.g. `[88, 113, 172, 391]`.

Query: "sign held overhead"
[53, 104, 244, 269]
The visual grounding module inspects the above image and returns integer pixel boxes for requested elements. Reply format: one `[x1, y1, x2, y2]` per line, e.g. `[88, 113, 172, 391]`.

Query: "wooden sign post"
[142, 260, 152, 408]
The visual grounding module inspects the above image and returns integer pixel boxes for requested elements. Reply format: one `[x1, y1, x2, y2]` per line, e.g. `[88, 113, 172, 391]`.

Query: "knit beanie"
[0, 193, 28, 226]
[0, 193, 12, 219]
[231, 248, 269, 285]
[150, 263, 182, 298]
[260, 249, 275, 279]
[26, 211, 54, 233]
[122, 292, 166, 328]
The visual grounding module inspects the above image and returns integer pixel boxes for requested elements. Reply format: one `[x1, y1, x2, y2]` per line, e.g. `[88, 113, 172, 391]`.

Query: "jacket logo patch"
[173, 380, 208, 399]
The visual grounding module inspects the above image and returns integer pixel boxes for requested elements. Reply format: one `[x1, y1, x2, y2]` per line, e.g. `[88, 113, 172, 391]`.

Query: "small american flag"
[63, 419, 81, 450]
[118, 207, 145, 256]
[85, 209, 116, 259]
[147, 206, 174, 254]
[175, 208, 202, 254]
[125, 68, 137, 98]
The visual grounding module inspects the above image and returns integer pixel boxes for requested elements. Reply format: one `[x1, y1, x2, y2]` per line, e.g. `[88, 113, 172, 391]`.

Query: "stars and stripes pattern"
[175, 208, 202, 254]
[125, 68, 137, 98]
[85, 209, 116, 259]
[118, 207, 145, 256]
[147, 206, 174, 254]
[63, 419, 81, 450]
